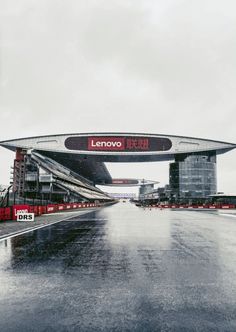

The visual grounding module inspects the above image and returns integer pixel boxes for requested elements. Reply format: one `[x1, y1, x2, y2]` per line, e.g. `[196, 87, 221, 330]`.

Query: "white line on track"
[0, 209, 95, 242]
[219, 213, 236, 218]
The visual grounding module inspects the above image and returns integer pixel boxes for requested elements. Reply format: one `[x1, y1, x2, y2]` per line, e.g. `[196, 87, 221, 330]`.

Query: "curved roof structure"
[1, 133, 235, 184]
[1, 132, 235, 158]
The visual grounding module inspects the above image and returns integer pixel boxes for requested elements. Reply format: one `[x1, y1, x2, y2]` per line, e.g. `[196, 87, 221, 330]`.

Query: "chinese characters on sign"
[126, 138, 149, 150]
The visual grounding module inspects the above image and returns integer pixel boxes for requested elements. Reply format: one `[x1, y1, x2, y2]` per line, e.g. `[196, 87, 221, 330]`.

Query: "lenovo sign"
[88, 137, 125, 151]
[65, 135, 172, 152]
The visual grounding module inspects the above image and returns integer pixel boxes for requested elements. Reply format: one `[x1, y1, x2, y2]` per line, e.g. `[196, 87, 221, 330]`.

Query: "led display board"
[112, 179, 139, 185]
[65, 136, 172, 152]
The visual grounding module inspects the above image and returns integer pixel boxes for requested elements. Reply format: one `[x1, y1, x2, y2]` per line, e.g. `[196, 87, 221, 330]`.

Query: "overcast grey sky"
[0, 0, 235, 193]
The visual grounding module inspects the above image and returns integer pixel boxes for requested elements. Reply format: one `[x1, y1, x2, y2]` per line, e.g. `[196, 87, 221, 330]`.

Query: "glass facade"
[139, 184, 154, 200]
[169, 152, 217, 201]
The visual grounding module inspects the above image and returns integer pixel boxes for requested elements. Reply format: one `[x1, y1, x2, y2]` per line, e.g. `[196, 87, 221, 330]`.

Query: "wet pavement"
[0, 208, 99, 240]
[0, 202, 236, 331]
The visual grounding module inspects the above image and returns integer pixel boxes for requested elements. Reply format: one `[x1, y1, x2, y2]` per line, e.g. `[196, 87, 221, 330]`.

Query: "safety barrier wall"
[0, 202, 99, 222]
[0, 207, 12, 221]
[147, 204, 236, 209]
[2, 202, 234, 221]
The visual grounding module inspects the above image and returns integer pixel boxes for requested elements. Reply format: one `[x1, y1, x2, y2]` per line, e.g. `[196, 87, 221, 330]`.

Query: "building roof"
[1, 133, 235, 184]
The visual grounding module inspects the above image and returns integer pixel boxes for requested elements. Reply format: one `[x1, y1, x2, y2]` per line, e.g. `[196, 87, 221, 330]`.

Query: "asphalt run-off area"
[0, 202, 236, 332]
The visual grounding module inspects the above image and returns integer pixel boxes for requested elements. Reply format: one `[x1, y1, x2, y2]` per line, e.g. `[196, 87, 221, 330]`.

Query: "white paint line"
[0, 209, 95, 242]
[219, 213, 236, 218]
[43, 207, 98, 216]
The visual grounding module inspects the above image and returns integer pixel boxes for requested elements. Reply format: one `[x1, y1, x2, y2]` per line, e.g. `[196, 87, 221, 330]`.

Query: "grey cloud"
[0, 0, 235, 191]
[80, 0, 236, 104]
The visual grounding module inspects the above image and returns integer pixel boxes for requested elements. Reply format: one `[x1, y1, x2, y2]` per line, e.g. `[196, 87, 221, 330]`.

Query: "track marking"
[219, 213, 236, 218]
[0, 209, 96, 242]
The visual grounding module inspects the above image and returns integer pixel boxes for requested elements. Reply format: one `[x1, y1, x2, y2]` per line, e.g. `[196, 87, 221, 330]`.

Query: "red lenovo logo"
[88, 137, 125, 151]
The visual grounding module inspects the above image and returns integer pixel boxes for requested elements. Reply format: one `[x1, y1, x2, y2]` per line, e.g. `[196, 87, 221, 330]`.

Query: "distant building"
[169, 153, 216, 201]
[139, 185, 171, 203]
[208, 194, 236, 205]
[106, 193, 137, 199]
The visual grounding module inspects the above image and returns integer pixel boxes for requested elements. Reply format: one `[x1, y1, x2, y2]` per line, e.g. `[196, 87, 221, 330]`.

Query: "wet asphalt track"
[0, 202, 236, 332]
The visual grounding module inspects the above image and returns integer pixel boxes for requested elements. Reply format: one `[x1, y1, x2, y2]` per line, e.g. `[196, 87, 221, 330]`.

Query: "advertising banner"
[12, 205, 30, 220]
[47, 205, 56, 213]
[112, 179, 139, 185]
[65, 136, 172, 152]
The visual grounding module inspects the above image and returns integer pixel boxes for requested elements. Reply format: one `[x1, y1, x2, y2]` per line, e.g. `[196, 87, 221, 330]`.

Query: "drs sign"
[17, 213, 35, 221]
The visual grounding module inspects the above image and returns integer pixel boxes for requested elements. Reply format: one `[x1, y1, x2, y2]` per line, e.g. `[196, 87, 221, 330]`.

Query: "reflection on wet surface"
[1, 203, 236, 331]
